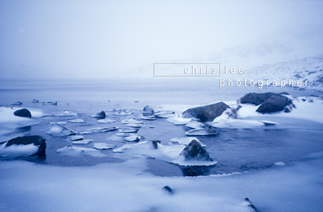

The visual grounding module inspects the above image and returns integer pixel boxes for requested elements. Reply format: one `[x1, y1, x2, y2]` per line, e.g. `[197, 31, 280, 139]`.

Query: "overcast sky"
[0, 0, 322, 79]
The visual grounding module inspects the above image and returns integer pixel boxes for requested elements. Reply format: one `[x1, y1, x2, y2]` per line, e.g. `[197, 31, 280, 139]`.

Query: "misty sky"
[0, 0, 322, 79]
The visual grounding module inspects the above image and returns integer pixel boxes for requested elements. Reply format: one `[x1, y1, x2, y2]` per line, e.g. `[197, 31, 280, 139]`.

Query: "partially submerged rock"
[182, 102, 230, 122]
[163, 186, 173, 194]
[143, 105, 154, 116]
[97, 111, 106, 119]
[3, 135, 46, 157]
[179, 140, 213, 161]
[256, 95, 293, 114]
[151, 140, 161, 149]
[14, 108, 32, 118]
[240, 92, 289, 105]
[244, 198, 258, 212]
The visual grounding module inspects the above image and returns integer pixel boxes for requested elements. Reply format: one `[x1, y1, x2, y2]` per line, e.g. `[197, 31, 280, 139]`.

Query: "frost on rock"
[119, 128, 138, 133]
[93, 143, 115, 150]
[0, 135, 46, 158]
[172, 140, 216, 166]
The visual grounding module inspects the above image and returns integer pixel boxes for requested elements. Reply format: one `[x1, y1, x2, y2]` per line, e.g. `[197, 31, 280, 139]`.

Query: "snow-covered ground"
[0, 153, 322, 212]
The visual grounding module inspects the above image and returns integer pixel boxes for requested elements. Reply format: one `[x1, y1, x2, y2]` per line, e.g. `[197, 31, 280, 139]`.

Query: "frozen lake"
[0, 78, 323, 211]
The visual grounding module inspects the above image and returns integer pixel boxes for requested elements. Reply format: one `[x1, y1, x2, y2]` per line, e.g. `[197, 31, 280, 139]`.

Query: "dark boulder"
[97, 111, 106, 119]
[256, 95, 293, 114]
[151, 140, 161, 149]
[14, 108, 32, 118]
[240, 92, 289, 105]
[182, 102, 230, 122]
[180, 140, 213, 161]
[5, 135, 46, 156]
[143, 105, 154, 116]
[163, 186, 173, 194]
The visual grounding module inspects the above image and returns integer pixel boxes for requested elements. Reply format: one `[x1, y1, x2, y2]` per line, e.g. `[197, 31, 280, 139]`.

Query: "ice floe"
[72, 139, 93, 145]
[56, 111, 77, 117]
[185, 127, 218, 136]
[69, 119, 84, 123]
[121, 118, 143, 124]
[124, 134, 141, 142]
[93, 143, 115, 150]
[97, 119, 116, 124]
[69, 135, 84, 141]
[56, 145, 106, 157]
[80, 127, 118, 135]
[140, 116, 156, 120]
[46, 125, 75, 136]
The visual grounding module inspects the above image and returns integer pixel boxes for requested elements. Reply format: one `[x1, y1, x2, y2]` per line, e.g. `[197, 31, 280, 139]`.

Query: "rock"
[151, 140, 161, 149]
[69, 135, 84, 141]
[97, 111, 106, 119]
[143, 105, 154, 116]
[13, 108, 32, 118]
[163, 186, 173, 194]
[5, 135, 46, 156]
[240, 92, 289, 105]
[256, 95, 293, 113]
[49, 101, 57, 105]
[244, 198, 258, 212]
[182, 102, 230, 122]
[185, 125, 218, 136]
[179, 140, 213, 161]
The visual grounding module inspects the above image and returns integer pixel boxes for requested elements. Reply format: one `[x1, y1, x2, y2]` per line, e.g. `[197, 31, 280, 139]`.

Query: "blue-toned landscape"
[1, 1, 323, 212]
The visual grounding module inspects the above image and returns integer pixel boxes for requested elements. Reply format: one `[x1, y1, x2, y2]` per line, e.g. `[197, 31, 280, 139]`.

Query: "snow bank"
[0, 154, 322, 212]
